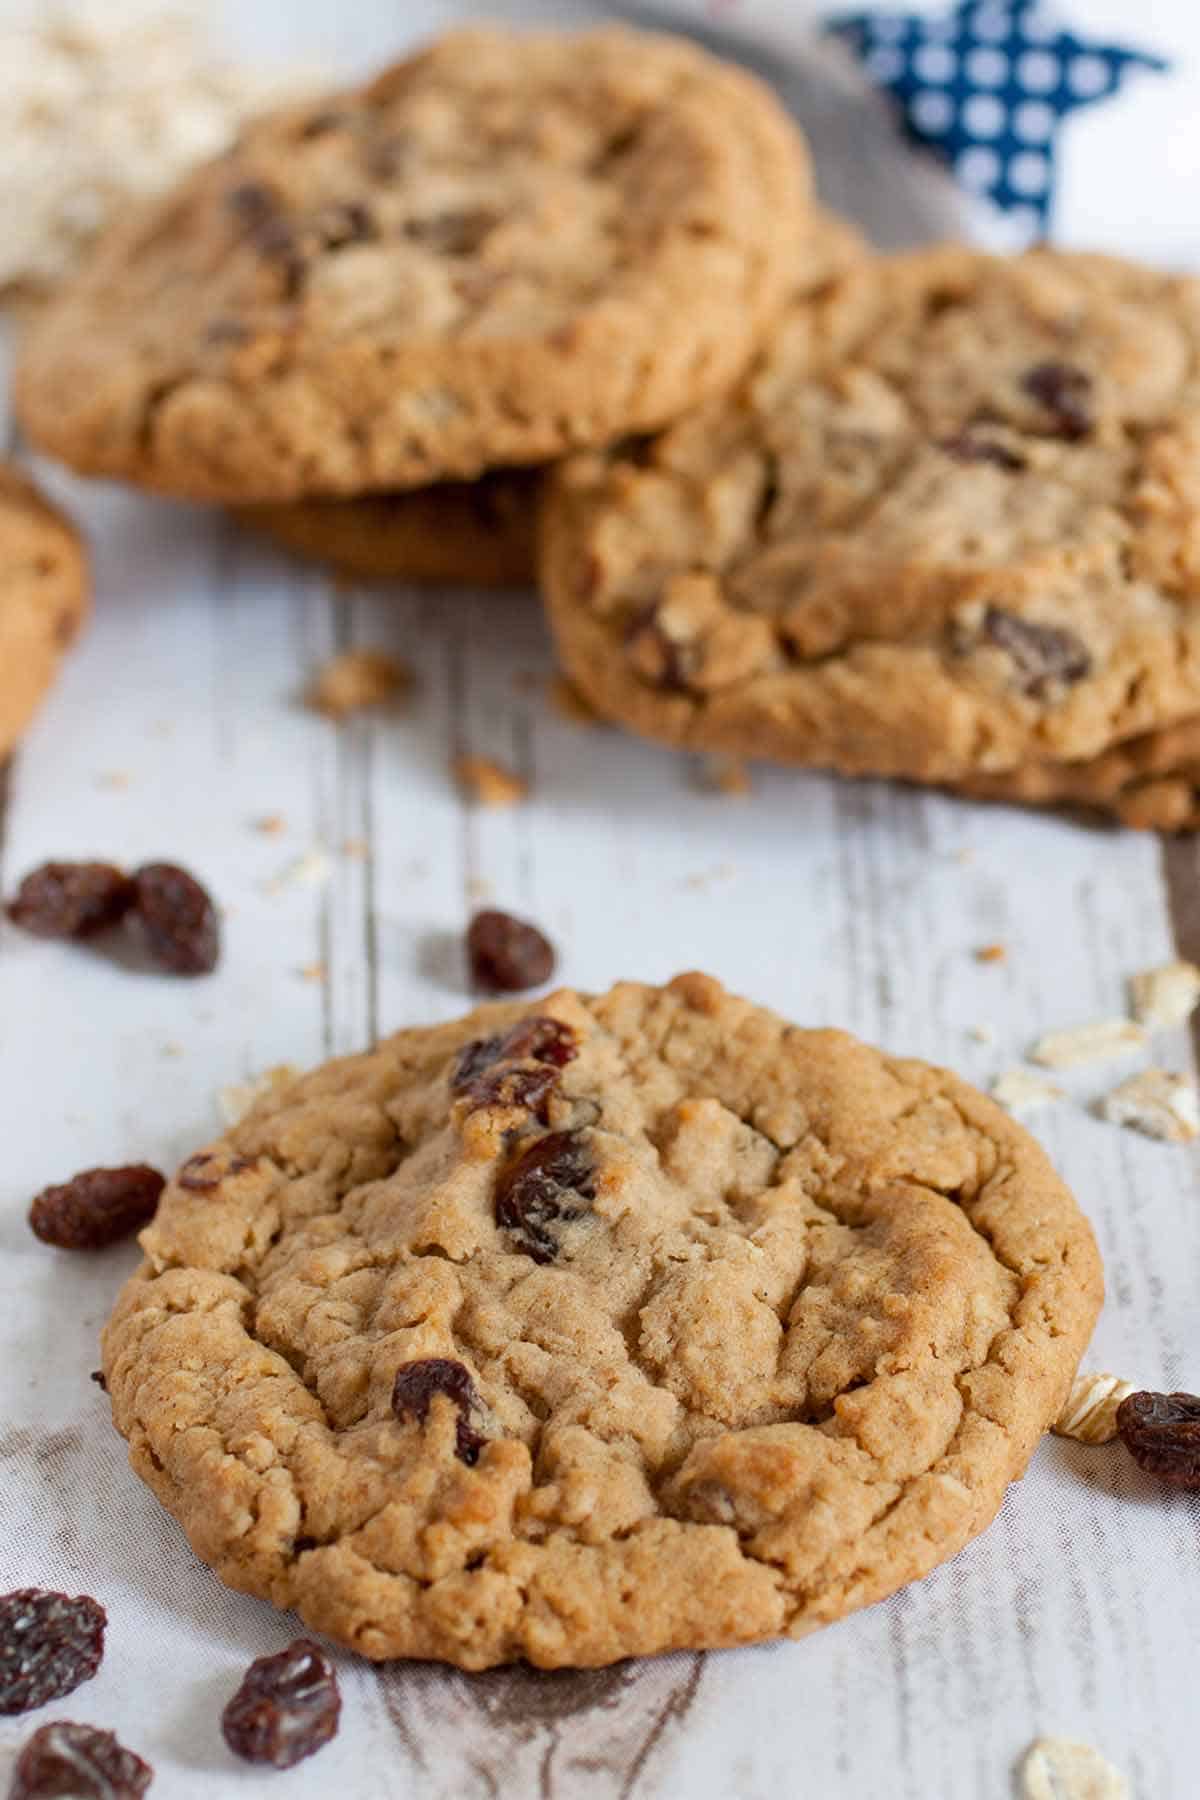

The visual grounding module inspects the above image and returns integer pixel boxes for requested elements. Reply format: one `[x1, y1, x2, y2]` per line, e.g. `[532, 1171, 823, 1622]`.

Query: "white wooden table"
[1, 4, 1197, 1796]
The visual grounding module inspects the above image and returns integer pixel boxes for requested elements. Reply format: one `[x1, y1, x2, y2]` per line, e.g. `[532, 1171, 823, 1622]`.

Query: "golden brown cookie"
[958, 719, 1200, 831]
[102, 973, 1102, 1669]
[240, 469, 539, 586]
[541, 246, 1200, 784]
[16, 27, 810, 503]
[0, 461, 88, 757]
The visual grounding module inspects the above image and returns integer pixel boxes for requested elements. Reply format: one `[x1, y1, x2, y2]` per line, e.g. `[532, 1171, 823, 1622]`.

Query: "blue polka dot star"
[826, 0, 1167, 238]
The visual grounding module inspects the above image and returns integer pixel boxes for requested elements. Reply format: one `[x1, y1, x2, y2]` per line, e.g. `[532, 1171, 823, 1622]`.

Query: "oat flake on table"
[1128, 958, 1200, 1028]
[1020, 1736, 1128, 1800]
[0, 0, 315, 298]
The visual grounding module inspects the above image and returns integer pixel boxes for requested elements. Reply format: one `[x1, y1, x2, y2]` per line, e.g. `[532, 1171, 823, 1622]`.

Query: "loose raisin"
[939, 431, 1026, 472]
[494, 1130, 596, 1263]
[221, 1639, 341, 1769]
[1116, 1389, 1200, 1489]
[392, 1358, 485, 1465]
[0, 1590, 106, 1715]
[466, 910, 556, 993]
[6, 863, 135, 941]
[975, 607, 1092, 696]
[1021, 361, 1094, 440]
[29, 1166, 165, 1251]
[451, 1016, 577, 1094]
[130, 863, 219, 976]
[10, 1721, 152, 1799]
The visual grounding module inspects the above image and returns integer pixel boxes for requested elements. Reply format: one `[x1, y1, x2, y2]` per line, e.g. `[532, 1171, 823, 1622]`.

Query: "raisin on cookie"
[540, 246, 1200, 785]
[102, 973, 1101, 1669]
[0, 462, 88, 759]
[16, 27, 810, 503]
[239, 468, 539, 587]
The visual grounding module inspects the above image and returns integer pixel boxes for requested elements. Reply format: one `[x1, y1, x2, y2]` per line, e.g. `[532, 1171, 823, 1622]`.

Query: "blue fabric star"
[826, 1, 1167, 235]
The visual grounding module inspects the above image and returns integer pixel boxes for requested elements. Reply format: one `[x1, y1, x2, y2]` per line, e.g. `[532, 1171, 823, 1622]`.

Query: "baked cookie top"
[102, 973, 1102, 1669]
[0, 461, 88, 756]
[240, 468, 539, 587]
[541, 246, 1200, 782]
[16, 27, 810, 503]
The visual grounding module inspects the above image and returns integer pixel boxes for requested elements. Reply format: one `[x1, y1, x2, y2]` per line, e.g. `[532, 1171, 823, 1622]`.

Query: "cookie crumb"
[160, 1042, 183, 1060]
[698, 755, 751, 797]
[1020, 1737, 1127, 1800]
[1098, 1069, 1199, 1143]
[95, 770, 131, 791]
[1128, 959, 1200, 1029]
[455, 755, 527, 809]
[297, 961, 326, 983]
[266, 848, 332, 894]
[306, 649, 409, 718]
[968, 1023, 996, 1045]
[548, 675, 600, 726]
[217, 1064, 301, 1127]
[466, 876, 494, 903]
[341, 837, 368, 861]
[1054, 1372, 1136, 1445]
[992, 1068, 1064, 1115]
[255, 814, 287, 837]
[1030, 1019, 1146, 1069]
[975, 942, 1006, 964]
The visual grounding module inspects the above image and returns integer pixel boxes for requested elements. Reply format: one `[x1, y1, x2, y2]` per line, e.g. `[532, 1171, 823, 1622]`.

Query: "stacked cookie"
[14, 24, 1200, 829]
[0, 463, 88, 761]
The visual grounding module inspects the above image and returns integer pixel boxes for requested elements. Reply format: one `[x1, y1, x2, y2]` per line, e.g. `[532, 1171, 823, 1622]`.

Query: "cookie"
[101, 972, 1101, 1669]
[239, 469, 539, 587]
[0, 462, 88, 758]
[958, 718, 1200, 832]
[541, 246, 1200, 784]
[16, 27, 810, 503]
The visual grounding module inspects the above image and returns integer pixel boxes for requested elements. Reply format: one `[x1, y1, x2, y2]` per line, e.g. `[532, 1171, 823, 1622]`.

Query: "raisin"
[0, 1590, 106, 1715]
[10, 1721, 152, 1799]
[226, 181, 278, 226]
[130, 863, 219, 976]
[221, 1639, 341, 1769]
[29, 1165, 165, 1251]
[6, 863, 135, 941]
[466, 910, 556, 994]
[177, 1153, 221, 1191]
[977, 606, 1092, 696]
[404, 210, 498, 255]
[392, 1358, 485, 1465]
[1022, 361, 1094, 440]
[494, 1130, 596, 1263]
[298, 109, 350, 139]
[451, 1016, 578, 1094]
[312, 201, 375, 250]
[939, 431, 1026, 472]
[1116, 1389, 1200, 1489]
[463, 1063, 560, 1121]
[91, 1370, 108, 1392]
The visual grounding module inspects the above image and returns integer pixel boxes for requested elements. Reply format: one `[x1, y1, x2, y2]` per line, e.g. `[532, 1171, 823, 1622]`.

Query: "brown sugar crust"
[16, 28, 810, 502]
[240, 469, 539, 587]
[102, 973, 1102, 1669]
[541, 247, 1200, 783]
[0, 461, 88, 757]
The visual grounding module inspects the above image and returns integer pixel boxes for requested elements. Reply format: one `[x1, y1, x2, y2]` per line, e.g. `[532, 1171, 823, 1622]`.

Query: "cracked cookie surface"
[102, 973, 1102, 1669]
[0, 461, 88, 758]
[541, 246, 1200, 784]
[16, 27, 809, 503]
[239, 468, 540, 587]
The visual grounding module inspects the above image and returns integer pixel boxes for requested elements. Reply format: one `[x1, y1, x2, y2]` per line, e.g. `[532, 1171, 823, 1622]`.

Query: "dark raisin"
[939, 431, 1026, 472]
[1021, 361, 1094, 440]
[404, 210, 498, 255]
[6, 863, 135, 941]
[298, 109, 350, 140]
[0, 1590, 106, 1715]
[466, 910, 556, 994]
[463, 1063, 560, 1121]
[9, 1721, 152, 1799]
[624, 607, 694, 693]
[977, 606, 1092, 696]
[91, 1370, 108, 1392]
[494, 1130, 595, 1263]
[1116, 1390, 1200, 1490]
[313, 201, 374, 249]
[221, 1639, 341, 1769]
[29, 1165, 164, 1250]
[130, 863, 219, 976]
[178, 1153, 220, 1191]
[392, 1357, 484, 1465]
[451, 1016, 578, 1094]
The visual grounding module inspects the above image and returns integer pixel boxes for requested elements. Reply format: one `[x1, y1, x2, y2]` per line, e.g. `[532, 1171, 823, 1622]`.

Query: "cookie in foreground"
[540, 246, 1200, 786]
[16, 26, 810, 502]
[0, 461, 88, 758]
[101, 973, 1102, 1668]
